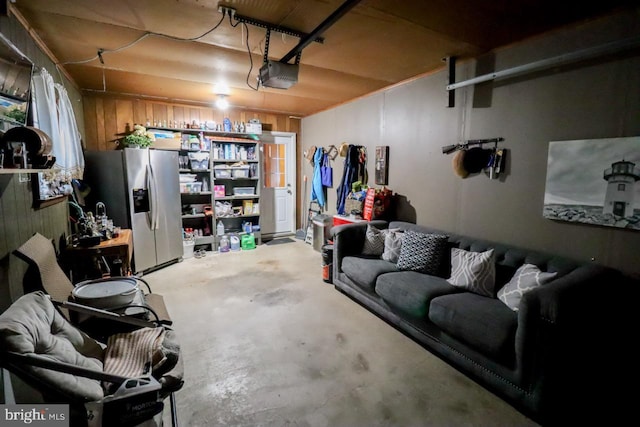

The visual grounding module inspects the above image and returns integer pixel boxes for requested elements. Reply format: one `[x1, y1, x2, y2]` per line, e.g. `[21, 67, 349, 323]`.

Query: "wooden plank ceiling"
[11, 0, 635, 117]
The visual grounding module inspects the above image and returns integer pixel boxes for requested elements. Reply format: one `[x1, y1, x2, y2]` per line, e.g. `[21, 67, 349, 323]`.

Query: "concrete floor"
[145, 239, 539, 427]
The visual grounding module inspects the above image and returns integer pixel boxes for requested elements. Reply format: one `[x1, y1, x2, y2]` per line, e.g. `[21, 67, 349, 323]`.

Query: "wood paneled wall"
[82, 94, 300, 152]
[1, 14, 76, 310]
[0, 175, 69, 311]
[83, 94, 305, 228]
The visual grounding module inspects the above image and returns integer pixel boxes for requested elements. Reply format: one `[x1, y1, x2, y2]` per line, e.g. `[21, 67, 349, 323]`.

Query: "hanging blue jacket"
[310, 147, 326, 207]
[337, 145, 361, 214]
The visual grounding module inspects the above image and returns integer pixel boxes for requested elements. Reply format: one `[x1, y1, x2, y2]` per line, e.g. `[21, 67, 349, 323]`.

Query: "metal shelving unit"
[151, 126, 261, 250]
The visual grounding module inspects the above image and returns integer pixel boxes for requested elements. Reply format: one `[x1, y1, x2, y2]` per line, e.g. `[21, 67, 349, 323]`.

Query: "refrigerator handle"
[146, 164, 156, 230]
[148, 163, 160, 230]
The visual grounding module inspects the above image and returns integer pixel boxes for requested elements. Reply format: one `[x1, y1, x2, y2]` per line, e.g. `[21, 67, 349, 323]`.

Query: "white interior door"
[260, 132, 296, 238]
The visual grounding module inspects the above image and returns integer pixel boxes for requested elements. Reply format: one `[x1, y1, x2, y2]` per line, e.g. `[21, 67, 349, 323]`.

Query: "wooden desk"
[67, 229, 133, 278]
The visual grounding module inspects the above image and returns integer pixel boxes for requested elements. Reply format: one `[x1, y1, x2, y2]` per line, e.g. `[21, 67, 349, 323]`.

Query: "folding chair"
[13, 233, 172, 335]
[0, 291, 183, 426]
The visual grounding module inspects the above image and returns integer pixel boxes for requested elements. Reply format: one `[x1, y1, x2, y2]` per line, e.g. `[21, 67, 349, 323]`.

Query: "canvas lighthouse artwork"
[543, 136, 640, 231]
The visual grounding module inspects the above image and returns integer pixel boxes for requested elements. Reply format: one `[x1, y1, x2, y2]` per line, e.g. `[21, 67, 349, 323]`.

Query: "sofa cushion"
[429, 293, 517, 361]
[375, 271, 460, 318]
[396, 231, 449, 274]
[497, 264, 558, 311]
[447, 248, 496, 297]
[342, 256, 398, 292]
[362, 224, 386, 256]
[381, 230, 404, 263]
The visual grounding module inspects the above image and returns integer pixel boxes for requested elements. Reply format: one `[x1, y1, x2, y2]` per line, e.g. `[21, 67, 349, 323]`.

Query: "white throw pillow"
[447, 248, 495, 297]
[497, 264, 557, 311]
[381, 230, 404, 263]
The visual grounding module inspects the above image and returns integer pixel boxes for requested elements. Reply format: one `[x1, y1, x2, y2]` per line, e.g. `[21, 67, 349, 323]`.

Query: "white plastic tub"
[183, 240, 195, 258]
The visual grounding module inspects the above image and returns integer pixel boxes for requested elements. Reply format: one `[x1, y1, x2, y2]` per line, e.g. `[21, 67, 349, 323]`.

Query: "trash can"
[312, 214, 332, 252]
[321, 244, 334, 284]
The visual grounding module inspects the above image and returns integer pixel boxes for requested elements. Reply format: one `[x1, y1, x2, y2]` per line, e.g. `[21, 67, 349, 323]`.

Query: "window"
[263, 143, 286, 188]
[618, 183, 626, 191]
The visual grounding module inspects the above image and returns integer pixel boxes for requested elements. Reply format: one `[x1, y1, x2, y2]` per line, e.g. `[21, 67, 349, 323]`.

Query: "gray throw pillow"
[447, 248, 495, 297]
[362, 224, 386, 256]
[497, 264, 557, 311]
[382, 230, 404, 263]
[396, 231, 449, 274]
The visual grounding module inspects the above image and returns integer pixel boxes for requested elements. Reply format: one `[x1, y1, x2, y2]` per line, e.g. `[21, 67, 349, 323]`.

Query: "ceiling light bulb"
[215, 95, 229, 110]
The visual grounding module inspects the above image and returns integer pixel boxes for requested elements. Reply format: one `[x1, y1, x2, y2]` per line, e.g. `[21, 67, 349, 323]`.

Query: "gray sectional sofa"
[331, 220, 635, 424]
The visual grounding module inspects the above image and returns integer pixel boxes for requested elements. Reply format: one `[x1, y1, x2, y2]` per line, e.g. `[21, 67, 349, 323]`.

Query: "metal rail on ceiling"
[445, 35, 640, 107]
[279, 0, 362, 64]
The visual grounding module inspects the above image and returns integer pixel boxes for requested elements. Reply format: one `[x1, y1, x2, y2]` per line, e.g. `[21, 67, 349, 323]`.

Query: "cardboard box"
[245, 122, 262, 135]
[151, 138, 181, 150]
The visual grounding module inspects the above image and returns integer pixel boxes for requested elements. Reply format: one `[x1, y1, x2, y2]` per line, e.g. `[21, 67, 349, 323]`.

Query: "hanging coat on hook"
[336, 145, 367, 215]
[321, 150, 333, 188]
[311, 146, 326, 207]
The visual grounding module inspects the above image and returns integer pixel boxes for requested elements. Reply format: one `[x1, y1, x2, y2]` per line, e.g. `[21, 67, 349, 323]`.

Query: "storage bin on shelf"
[180, 182, 202, 193]
[214, 165, 231, 178]
[188, 152, 209, 171]
[233, 187, 255, 195]
[231, 165, 250, 178]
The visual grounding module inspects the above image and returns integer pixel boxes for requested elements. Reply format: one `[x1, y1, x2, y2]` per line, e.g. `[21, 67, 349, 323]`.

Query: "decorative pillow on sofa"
[396, 231, 449, 274]
[362, 224, 386, 256]
[381, 230, 404, 263]
[447, 248, 495, 297]
[497, 264, 557, 311]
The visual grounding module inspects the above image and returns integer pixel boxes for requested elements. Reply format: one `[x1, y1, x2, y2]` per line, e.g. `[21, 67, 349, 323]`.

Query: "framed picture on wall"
[375, 146, 389, 185]
[543, 136, 640, 231]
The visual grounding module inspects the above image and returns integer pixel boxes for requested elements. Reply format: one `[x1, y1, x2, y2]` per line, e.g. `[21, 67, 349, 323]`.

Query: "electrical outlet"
[217, 5, 236, 17]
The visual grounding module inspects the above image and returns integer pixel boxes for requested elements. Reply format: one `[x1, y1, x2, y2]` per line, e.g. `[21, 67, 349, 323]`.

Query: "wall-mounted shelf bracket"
[445, 56, 456, 107]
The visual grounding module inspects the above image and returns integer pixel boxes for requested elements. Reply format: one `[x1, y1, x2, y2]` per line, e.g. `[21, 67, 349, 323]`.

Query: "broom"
[295, 175, 308, 239]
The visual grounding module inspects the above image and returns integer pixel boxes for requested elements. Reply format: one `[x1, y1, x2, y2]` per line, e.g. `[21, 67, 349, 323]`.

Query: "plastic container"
[181, 182, 202, 193]
[233, 187, 254, 195]
[216, 221, 225, 236]
[183, 240, 195, 259]
[231, 166, 250, 178]
[219, 235, 230, 253]
[188, 152, 210, 171]
[214, 166, 232, 178]
[241, 234, 256, 250]
[230, 235, 240, 251]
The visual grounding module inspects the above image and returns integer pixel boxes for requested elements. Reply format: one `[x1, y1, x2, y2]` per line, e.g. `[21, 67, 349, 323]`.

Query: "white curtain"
[55, 83, 84, 179]
[31, 68, 84, 180]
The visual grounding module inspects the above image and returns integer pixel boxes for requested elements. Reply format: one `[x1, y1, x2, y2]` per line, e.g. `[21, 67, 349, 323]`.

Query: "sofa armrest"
[521, 264, 615, 323]
[514, 264, 632, 418]
[331, 220, 387, 272]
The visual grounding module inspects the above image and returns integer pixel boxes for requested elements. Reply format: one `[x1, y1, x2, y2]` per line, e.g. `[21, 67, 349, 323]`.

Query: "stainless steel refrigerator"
[83, 148, 183, 273]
